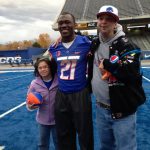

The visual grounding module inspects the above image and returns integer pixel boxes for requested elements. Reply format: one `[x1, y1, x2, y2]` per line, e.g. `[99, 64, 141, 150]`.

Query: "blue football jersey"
[49, 35, 91, 93]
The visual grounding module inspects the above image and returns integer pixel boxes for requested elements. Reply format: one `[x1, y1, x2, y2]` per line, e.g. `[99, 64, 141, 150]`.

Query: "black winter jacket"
[88, 36, 146, 119]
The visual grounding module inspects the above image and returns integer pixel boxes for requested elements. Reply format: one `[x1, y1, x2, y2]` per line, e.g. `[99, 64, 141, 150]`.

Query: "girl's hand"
[26, 103, 39, 110]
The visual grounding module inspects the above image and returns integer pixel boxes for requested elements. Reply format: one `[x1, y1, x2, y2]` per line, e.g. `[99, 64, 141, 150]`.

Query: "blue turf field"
[0, 68, 150, 150]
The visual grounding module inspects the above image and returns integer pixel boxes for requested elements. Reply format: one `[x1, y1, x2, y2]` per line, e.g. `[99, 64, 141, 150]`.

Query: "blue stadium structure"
[0, 47, 46, 65]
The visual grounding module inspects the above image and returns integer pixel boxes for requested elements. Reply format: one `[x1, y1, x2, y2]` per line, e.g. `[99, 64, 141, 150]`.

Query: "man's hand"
[99, 59, 111, 80]
[52, 37, 62, 48]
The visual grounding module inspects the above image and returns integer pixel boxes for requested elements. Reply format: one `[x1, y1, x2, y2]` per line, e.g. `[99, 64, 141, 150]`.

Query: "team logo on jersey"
[56, 51, 61, 57]
[110, 55, 119, 63]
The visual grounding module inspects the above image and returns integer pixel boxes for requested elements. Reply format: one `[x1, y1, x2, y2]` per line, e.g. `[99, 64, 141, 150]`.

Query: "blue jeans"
[96, 104, 137, 150]
[38, 124, 58, 150]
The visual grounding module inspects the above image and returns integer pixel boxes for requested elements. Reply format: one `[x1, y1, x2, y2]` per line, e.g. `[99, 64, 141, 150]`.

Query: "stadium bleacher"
[140, 0, 150, 15]
[126, 29, 150, 50]
[53, 0, 150, 52]
[61, 0, 150, 20]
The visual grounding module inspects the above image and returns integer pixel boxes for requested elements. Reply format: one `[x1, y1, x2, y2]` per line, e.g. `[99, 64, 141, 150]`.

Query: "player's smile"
[61, 28, 70, 35]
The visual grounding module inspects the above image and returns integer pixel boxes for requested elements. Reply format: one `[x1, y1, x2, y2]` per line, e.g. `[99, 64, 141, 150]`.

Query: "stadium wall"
[0, 48, 46, 59]
[0, 47, 46, 64]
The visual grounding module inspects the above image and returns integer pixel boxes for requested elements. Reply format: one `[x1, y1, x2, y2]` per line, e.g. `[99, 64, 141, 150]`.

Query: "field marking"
[0, 70, 33, 73]
[0, 73, 32, 82]
[143, 76, 150, 82]
[0, 146, 5, 150]
[0, 102, 26, 119]
[141, 66, 150, 69]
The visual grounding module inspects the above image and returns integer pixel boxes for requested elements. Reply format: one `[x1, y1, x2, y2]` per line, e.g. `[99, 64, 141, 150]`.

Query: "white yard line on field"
[0, 102, 26, 119]
[0, 146, 5, 150]
[142, 76, 150, 82]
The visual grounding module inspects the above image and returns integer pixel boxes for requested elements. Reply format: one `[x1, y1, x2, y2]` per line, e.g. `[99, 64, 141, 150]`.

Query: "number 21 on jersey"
[60, 60, 77, 80]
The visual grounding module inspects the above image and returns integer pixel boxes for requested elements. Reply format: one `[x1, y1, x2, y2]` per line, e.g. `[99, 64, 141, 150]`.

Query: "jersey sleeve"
[83, 35, 92, 45]
[48, 44, 55, 59]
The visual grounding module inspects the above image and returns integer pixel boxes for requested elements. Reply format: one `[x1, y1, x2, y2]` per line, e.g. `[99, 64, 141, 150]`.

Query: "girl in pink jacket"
[26, 57, 58, 150]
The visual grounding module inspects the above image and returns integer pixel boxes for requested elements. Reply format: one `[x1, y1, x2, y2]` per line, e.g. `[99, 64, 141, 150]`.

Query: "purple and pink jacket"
[27, 75, 58, 125]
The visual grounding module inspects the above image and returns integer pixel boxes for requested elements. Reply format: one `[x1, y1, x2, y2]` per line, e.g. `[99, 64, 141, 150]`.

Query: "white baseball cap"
[97, 5, 119, 22]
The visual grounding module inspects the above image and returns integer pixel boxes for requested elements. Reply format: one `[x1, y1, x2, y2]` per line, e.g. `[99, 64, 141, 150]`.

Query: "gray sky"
[0, 0, 65, 44]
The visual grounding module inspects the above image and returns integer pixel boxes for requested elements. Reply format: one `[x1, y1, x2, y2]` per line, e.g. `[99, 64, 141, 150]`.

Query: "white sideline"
[0, 70, 33, 73]
[0, 146, 5, 150]
[142, 76, 150, 82]
[0, 102, 26, 119]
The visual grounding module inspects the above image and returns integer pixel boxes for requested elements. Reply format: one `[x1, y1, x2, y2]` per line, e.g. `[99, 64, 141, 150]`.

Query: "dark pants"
[55, 87, 93, 150]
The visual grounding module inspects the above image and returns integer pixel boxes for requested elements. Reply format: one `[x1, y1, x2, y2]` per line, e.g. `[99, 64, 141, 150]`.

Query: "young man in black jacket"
[89, 5, 146, 150]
